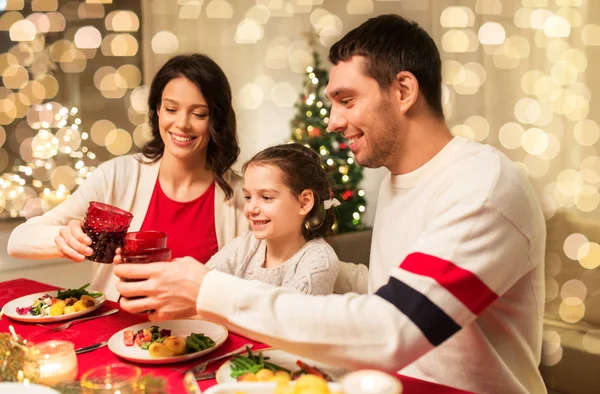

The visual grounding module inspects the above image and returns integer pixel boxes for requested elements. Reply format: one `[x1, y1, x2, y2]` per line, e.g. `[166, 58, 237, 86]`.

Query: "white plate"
[0, 382, 60, 393]
[108, 319, 228, 365]
[216, 349, 348, 383]
[204, 382, 341, 394]
[2, 290, 106, 323]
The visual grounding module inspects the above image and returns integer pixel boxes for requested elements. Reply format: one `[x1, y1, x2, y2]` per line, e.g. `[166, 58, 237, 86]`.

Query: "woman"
[7, 54, 247, 301]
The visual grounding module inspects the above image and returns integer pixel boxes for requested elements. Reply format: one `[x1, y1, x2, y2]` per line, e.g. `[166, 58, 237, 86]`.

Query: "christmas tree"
[290, 51, 367, 233]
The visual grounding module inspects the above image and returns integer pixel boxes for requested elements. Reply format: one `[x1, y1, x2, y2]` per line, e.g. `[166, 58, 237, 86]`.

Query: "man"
[116, 14, 547, 394]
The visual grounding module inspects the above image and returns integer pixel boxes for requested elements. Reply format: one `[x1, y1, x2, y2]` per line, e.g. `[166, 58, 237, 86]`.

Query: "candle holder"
[81, 363, 141, 394]
[340, 370, 403, 394]
[27, 340, 78, 387]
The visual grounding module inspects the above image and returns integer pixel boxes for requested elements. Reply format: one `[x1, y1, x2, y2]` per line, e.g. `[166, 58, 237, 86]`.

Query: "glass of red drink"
[121, 247, 171, 282]
[123, 231, 167, 254]
[82, 202, 133, 264]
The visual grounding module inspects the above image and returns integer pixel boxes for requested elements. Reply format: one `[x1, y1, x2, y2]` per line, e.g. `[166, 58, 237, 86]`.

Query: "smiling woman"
[7, 54, 248, 301]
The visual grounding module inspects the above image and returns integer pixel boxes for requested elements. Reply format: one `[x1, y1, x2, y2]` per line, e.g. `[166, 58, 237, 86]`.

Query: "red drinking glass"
[121, 248, 171, 282]
[121, 247, 171, 312]
[82, 202, 133, 264]
[124, 231, 167, 254]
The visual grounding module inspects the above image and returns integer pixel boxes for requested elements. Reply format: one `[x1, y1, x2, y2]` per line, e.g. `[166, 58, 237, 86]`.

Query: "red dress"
[140, 180, 219, 263]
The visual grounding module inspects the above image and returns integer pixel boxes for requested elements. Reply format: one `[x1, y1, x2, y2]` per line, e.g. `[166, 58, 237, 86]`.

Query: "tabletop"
[0, 278, 472, 394]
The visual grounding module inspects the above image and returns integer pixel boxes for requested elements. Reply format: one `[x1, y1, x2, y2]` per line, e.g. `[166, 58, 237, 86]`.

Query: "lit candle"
[30, 340, 78, 386]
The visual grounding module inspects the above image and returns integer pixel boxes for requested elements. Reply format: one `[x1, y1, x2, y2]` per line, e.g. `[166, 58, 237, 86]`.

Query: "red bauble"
[342, 190, 354, 200]
[340, 142, 348, 150]
[308, 127, 322, 138]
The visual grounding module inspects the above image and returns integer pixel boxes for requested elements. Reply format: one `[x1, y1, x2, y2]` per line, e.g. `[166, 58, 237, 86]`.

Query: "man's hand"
[114, 257, 210, 321]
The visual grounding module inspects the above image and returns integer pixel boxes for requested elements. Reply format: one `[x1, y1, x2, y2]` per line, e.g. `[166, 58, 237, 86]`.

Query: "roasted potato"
[255, 368, 275, 382]
[272, 370, 292, 384]
[237, 373, 257, 382]
[72, 300, 87, 312]
[295, 374, 330, 394]
[163, 336, 186, 356]
[63, 305, 76, 314]
[49, 300, 66, 316]
[80, 295, 95, 308]
[148, 342, 174, 358]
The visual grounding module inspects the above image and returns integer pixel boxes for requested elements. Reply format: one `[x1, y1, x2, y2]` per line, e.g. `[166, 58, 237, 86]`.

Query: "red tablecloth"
[1, 279, 471, 394]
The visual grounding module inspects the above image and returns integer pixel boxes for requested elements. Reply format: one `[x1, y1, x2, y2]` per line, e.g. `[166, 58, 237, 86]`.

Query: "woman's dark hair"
[143, 53, 239, 199]
[242, 143, 336, 241]
[329, 14, 444, 119]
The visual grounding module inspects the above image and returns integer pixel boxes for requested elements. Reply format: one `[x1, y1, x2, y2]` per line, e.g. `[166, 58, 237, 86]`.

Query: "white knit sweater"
[7, 154, 247, 301]
[206, 232, 339, 295]
[194, 137, 547, 394]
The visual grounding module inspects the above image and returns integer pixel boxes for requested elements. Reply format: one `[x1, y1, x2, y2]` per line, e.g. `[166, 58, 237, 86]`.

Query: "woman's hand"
[115, 257, 210, 321]
[54, 219, 93, 262]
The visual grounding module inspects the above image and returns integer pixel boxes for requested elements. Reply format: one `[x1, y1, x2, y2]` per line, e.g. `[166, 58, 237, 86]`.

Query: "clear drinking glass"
[80, 363, 141, 394]
[82, 202, 133, 264]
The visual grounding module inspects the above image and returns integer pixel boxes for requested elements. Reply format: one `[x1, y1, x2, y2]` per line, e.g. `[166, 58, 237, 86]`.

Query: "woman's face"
[157, 76, 211, 163]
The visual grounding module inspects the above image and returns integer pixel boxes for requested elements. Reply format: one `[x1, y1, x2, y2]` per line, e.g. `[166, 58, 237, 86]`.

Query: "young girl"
[205, 143, 340, 295]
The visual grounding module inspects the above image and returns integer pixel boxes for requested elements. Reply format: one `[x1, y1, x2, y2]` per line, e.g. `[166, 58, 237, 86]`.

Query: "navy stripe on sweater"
[375, 276, 461, 346]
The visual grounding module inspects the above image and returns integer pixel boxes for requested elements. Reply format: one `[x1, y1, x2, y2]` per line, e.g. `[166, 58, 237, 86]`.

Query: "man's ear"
[392, 71, 419, 115]
[298, 189, 314, 215]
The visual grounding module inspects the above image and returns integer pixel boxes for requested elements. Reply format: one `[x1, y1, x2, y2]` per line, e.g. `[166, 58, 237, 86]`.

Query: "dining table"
[0, 278, 473, 394]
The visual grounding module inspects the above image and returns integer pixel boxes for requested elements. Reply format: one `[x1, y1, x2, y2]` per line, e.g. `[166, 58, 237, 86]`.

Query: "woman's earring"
[304, 221, 311, 230]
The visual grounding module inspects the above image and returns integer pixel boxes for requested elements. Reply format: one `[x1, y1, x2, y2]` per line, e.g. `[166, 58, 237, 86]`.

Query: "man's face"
[327, 56, 401, 170]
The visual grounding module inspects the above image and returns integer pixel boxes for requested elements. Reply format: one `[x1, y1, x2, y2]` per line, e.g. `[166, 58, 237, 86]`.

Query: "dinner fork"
[37, 308, 119, 331]
[188, 344, 253, 377]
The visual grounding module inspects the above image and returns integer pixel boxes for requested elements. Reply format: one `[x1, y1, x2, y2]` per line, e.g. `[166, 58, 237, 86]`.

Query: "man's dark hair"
[329, 14, 444, 118]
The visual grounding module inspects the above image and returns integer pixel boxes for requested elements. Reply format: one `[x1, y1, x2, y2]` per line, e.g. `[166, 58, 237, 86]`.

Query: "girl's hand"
[54, 219, 93, 262]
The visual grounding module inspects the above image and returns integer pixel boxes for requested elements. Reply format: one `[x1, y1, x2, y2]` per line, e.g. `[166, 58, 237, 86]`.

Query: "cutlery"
[37, 308, 119, 331]
[75, 341, 108, 354]
[194, 372, 216, 381]
[188, 344, 253, 376]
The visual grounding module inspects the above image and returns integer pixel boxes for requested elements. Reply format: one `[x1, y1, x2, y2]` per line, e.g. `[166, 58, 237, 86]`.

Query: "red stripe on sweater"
[400, 252, 498, 315]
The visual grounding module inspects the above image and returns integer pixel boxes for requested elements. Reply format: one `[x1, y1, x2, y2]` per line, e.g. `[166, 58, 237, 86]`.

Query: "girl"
[204, 143, 340, 295]
[8, 54, 247, 301]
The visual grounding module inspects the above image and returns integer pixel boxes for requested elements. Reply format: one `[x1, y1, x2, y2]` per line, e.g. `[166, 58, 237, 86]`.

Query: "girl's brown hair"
[243, 143, 336, 240]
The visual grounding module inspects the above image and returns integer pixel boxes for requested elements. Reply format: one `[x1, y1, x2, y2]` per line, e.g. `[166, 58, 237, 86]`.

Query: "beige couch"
[328, 212, 600, 394]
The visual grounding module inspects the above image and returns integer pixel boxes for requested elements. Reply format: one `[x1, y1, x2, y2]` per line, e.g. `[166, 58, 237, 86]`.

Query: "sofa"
[328, 211, 600, 394]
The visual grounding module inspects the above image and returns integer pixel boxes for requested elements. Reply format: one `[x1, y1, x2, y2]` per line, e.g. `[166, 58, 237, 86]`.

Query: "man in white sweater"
[116, 14, 547, 393]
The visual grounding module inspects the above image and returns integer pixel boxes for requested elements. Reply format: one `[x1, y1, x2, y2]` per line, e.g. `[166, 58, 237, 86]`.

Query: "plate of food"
[216, 348, 347, 384]
[108, 320, 228, 364]
[2, 284, 105, 323]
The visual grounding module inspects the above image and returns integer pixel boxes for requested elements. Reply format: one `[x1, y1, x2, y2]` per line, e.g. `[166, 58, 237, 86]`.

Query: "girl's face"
[157, 77, 211, 163]
[242, 163, 313, 242]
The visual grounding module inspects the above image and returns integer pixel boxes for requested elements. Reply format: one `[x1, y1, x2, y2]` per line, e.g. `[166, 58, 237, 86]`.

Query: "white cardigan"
[7, 154, 247, 301]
